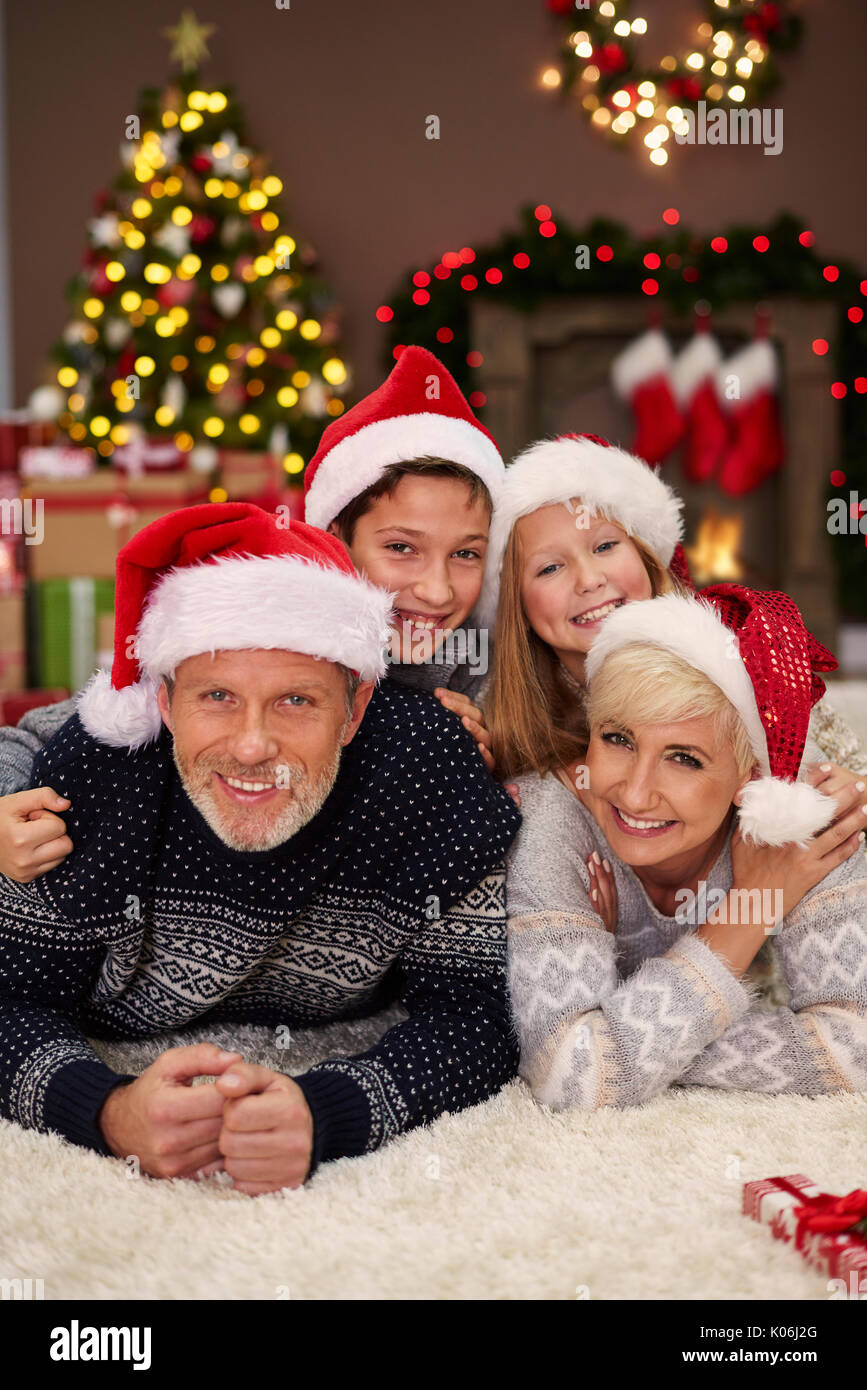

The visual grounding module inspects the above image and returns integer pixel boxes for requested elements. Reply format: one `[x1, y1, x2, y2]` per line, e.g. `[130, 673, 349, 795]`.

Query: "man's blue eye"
[206, 691, 229, 702]
[284, 695, 308, 706]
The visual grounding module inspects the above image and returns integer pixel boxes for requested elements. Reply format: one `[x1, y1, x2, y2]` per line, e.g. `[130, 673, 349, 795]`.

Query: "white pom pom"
[738, 777, 835, 848]
[76, 670, 164, 750]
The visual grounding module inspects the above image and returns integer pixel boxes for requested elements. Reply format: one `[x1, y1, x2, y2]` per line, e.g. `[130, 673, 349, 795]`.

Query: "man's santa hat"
[304, 345, 504, 530]
[77, 502, 394, 750]
[585, 584, 839, 848]
[477, 433, 685, 631]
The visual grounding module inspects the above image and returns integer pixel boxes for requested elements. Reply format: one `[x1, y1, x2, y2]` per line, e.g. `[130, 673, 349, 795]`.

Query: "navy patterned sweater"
[0, 682, 521, 1176]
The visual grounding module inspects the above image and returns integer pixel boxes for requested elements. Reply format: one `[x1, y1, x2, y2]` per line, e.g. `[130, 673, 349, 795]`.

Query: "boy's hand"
[0, 787, 74, 881]
[434, 689, 495, 773]
[730, 778, 867, 926]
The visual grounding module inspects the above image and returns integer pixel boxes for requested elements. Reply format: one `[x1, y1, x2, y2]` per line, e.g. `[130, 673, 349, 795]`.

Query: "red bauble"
[666, 76, 703, 102]
[190, 154, 212, 174]
[546, 0, 573, 11]
[156, 279, 196, 308]
[745, 2, 781, 37]
[596, 43, 628, 76]
[189, 215, 217, 244]
[90, 264, 113, 297]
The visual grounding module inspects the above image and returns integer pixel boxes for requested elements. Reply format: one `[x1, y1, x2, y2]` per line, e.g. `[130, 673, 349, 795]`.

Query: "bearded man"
[0, 503, 520, 1193]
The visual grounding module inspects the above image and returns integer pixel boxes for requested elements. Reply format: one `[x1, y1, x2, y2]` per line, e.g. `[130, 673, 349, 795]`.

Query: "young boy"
[0, 345, 507, 880]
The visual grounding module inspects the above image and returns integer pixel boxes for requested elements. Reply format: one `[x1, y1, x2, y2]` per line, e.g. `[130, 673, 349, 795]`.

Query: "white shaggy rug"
[1, 1006, 865, 1301]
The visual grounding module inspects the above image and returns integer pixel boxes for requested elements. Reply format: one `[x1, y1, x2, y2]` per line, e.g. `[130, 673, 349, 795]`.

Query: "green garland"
[383, 209, 867, 619]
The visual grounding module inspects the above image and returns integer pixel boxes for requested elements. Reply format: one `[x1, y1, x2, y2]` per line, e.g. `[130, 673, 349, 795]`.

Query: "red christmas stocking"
[716, 339, 785, 496]
[672, 327, 729, 483]
[611, 329, 684, 465]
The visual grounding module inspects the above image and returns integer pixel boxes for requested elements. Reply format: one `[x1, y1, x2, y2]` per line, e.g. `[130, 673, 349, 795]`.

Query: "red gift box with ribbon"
[743, 1173, 867, 1286]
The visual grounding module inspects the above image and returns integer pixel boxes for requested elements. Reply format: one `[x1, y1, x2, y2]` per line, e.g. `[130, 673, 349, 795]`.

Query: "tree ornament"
[212, 282, 245, 318]
[162, 10, 215, 72]
[28, 385, 65, 421]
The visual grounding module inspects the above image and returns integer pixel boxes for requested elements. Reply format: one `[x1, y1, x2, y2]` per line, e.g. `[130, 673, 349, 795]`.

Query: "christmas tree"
[35, 11, 349, 480]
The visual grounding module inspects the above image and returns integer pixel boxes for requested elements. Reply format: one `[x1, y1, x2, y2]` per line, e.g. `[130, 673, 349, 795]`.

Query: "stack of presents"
[0, 416, 300, 720]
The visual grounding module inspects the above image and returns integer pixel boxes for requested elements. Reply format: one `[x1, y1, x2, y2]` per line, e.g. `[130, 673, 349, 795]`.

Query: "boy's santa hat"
[585, 584, 839, 848]
[477, 433, 684, 631]
[77, 502, 394, 750]
[304, 345, 504, 529]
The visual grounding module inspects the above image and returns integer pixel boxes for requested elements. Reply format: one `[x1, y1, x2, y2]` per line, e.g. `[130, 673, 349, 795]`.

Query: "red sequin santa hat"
[77, 502, 394, 749]
[304, 345, 505, 530]
[477, 433, 686, 631]
[585, 583, 839, 847]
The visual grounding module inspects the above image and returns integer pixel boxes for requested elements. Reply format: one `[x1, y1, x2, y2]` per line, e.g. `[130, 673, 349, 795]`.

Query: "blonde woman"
[506, 585, 867, 1107]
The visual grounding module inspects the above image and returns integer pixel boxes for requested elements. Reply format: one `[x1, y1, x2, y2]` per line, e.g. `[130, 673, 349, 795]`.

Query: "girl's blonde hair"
[586, 642, 757, 778]
[487, 507, 688, 778]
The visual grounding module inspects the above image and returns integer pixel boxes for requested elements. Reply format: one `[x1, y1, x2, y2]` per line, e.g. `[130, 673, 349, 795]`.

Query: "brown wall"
[4, 0, 865, 403]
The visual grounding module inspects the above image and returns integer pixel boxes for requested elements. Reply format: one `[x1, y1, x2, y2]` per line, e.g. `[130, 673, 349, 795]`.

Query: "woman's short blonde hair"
[586, 642, 758, 778]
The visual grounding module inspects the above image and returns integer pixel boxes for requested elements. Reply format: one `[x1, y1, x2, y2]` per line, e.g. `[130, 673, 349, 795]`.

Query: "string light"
[544, 0, 791, 165]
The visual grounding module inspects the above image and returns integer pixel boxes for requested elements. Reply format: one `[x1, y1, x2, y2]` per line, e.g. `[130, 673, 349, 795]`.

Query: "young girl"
[481, 432, 866, 794]
[506, 584, 867, 1107]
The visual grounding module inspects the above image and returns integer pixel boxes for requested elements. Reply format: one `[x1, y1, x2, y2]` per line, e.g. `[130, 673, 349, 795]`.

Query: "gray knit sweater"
[507, 772, 867, 1109]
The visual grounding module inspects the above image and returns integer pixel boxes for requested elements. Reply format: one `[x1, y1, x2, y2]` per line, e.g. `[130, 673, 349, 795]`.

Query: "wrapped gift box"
[743, 1173, 867, 1284]
[219, 450, 282, 503]
[18, 446, 94, 480]
[0, 592, 26, 693]
[19, 468, 213, 581]
[34, 578, 116, 691]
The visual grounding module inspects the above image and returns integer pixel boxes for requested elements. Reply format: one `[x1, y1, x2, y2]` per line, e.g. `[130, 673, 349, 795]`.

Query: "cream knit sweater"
[507, 773, 867, 1110]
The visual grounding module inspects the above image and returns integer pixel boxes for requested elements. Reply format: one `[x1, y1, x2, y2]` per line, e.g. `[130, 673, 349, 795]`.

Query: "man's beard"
[172, 735, 345, 852]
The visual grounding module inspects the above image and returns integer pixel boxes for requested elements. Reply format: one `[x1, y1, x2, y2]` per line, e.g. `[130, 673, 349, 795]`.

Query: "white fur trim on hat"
[584, 592, 830, 848]
[77, 669, 164, 750]
[304, 413, 504, 530]
[476, 437, 684, 631]
[611, 329, 673, 400]
[136, 553, 394, 683]
[76, 554, 395, 749]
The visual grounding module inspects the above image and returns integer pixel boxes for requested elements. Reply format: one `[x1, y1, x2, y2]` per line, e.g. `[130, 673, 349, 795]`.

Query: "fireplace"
[472, 295, 840, 650]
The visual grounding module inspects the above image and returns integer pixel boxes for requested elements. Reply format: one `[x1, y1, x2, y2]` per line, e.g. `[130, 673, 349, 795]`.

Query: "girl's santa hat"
[477, 433, 685, 631]
[77, 502, 394, 750]
[304, 345, 504, 530]
[585, 584, 839, 848]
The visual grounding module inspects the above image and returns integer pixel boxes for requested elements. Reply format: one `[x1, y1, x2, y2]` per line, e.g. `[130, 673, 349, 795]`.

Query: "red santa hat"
[477, 433, 685, 631]
[585, 584, 838, 848]
[76, 502, 394, 750]
[304, 345, 504, 530]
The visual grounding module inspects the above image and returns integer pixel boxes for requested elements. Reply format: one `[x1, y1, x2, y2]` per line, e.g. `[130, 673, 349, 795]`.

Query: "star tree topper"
[162, 10, 215, 72]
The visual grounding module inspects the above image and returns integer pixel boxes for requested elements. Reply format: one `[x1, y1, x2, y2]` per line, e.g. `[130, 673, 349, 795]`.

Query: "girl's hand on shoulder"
[730, 779, 867, 927]
[805, 762, 866, 802]
[587, 851, 617, 933]
[434, 688, 494, 773]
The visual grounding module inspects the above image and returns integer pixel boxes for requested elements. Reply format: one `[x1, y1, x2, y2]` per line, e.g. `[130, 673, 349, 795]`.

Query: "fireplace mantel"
[471, 295, 839, 650]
